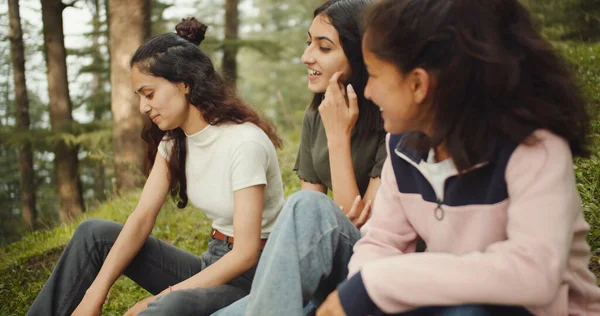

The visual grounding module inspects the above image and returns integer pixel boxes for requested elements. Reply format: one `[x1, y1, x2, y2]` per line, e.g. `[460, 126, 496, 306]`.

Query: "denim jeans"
[213, 190, 362, 316]
[27, 219, 257, 316]
[213, 191, 531, 316]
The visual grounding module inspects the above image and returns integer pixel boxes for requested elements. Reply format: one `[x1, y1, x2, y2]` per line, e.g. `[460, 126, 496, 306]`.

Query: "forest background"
[0, 0, 599, 314]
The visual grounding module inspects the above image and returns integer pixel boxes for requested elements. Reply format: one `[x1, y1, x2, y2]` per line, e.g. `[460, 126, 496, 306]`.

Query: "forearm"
[328, 136, 364, 212]
[173, 249, 259, 290]
[86, 212, 156, 300]
[342, 246, 565, 314]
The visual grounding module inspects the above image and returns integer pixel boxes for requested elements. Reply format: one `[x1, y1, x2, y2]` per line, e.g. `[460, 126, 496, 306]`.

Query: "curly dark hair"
[131, 17, 282, 208]
[364, 0, 590, 171]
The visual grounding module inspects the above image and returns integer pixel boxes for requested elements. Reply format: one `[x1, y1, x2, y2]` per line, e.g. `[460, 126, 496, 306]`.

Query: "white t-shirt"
[158, 122, 284, 238]
[419, 148, 457, 201]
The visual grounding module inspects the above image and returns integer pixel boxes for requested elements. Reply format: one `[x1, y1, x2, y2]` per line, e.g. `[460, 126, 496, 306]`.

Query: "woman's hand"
[318, 71, 359, 144]
[71, 292, 104, 316]
[341, 195, 372, 229]
[123, 295, 158, 316]
[316, 290, 346, 316]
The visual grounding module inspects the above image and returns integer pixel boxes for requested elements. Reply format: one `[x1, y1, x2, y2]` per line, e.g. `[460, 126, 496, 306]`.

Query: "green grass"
[561, 43, 600, 265]
[0, 192, 213, 316]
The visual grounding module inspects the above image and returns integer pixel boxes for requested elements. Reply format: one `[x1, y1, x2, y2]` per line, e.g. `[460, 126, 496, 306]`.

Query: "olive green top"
[294, 109, 387, 196]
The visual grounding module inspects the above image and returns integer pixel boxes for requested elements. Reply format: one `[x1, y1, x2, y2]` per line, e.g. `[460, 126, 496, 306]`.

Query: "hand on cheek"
[318, 71, 359, 144]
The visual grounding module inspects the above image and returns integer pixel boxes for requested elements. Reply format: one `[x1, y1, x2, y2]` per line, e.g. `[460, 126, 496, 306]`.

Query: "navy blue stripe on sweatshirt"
[338, 272, 375, 316]
[388, 133, 517, 206]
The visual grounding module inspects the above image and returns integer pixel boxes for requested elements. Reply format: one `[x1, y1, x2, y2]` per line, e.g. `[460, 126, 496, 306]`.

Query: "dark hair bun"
[175, 17, 208, 45]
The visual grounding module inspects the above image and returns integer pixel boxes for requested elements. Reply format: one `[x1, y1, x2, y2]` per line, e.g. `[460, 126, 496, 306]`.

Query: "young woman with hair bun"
[27, 17, 284, 316]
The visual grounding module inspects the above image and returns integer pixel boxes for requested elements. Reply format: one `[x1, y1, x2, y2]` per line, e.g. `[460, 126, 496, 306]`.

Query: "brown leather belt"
[210, 228, 268, 250]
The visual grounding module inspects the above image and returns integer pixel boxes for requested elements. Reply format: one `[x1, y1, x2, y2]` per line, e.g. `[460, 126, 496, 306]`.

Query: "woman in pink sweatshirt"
[215, 0, 600, 315]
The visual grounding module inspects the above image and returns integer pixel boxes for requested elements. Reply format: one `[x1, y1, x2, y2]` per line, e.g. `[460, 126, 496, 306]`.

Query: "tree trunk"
[109, 0, 150, 191]
[223, 0, 239, 87]
[41, 0, 85, 222]
[8, 0, 37, 229]
[91, 0, 107, 201]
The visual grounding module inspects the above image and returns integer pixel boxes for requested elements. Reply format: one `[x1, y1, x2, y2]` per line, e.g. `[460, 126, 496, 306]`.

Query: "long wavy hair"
[131, 17, 282, 208]
[365, 0, 590, 171]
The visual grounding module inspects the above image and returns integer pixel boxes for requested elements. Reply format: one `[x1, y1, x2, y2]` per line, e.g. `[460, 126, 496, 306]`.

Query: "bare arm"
[170, 185, 265, 290]
[329, 146, 382, 227]
[327, 139, 365, 212]
[320, 72, 382, 215]
[83, 154, 170, 306]
[362, 177, 381, 205]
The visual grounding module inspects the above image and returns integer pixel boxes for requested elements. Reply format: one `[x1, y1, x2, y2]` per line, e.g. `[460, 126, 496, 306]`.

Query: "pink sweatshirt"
[338, 130, 600, 315]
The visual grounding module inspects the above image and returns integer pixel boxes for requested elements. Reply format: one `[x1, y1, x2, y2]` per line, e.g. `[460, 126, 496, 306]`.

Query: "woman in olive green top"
[211, 1, 385, 315]
[295, 0, 385, 227]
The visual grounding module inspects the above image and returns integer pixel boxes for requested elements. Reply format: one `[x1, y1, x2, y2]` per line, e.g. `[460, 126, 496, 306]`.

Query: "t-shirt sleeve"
[230, 140, 269, 191]
[370, 132, 388, 178]
[158, 138, 173, 161]
[293, 110, 322, 184]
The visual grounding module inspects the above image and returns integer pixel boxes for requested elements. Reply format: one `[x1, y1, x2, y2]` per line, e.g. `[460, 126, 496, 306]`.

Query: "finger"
[339, 205, 344, 212]
[347, 84, 359, 114]
[327, 72, 345, 104]
[316, 296, 334, 316]
[341, 82, 349, 105]
[328, 71, 344, 86]
[316, 305, 326, 316]
[338, 80, 346, 97]
[323, 78, 336, 101]
[357, 200, 372, 226]
[317, 97, 330, 114]
[346, 195, 362, 219]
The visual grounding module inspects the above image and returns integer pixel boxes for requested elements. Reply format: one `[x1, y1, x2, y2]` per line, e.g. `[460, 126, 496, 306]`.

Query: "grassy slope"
[0, 193, 213, 315]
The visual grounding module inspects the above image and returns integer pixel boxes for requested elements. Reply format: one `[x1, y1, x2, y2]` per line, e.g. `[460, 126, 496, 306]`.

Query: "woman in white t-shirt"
[27, 17, 284, 316]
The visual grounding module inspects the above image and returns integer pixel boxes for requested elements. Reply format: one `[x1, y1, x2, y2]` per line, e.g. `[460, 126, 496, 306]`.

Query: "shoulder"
[221, 122, 275, 152]
[505, 129, 573, 189]
[508, 129, 572, 169]
[302, 108, 320, 124]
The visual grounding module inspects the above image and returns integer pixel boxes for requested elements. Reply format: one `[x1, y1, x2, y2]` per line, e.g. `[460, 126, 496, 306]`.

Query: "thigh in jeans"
[27, 219, 208, 316]
[140, 238, 259, 316]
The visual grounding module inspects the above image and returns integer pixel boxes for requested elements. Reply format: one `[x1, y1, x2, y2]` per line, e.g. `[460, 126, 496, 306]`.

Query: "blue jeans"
[213, 190, 361, 316]
[212, 191, 531, 316]
[27, 219, 257, 316]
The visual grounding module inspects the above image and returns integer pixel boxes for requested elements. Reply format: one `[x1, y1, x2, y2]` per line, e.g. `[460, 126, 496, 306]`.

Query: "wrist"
[327, 134, 351, 149]
[85, 284, 109, 304]
[158, 286, 173, 296]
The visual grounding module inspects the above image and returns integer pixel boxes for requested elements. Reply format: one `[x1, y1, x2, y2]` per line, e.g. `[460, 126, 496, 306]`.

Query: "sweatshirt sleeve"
[346, 154, 420, 279]
[341, 131, 581, 315]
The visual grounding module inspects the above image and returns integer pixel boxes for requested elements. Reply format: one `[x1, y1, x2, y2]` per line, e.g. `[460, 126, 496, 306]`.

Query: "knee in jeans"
[287, 190, 327, 202]
[283, 190, 337, 227]
[73, 219, 118, 242]
[153, 292, 188, 308]
[141, 292, 192, 315]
